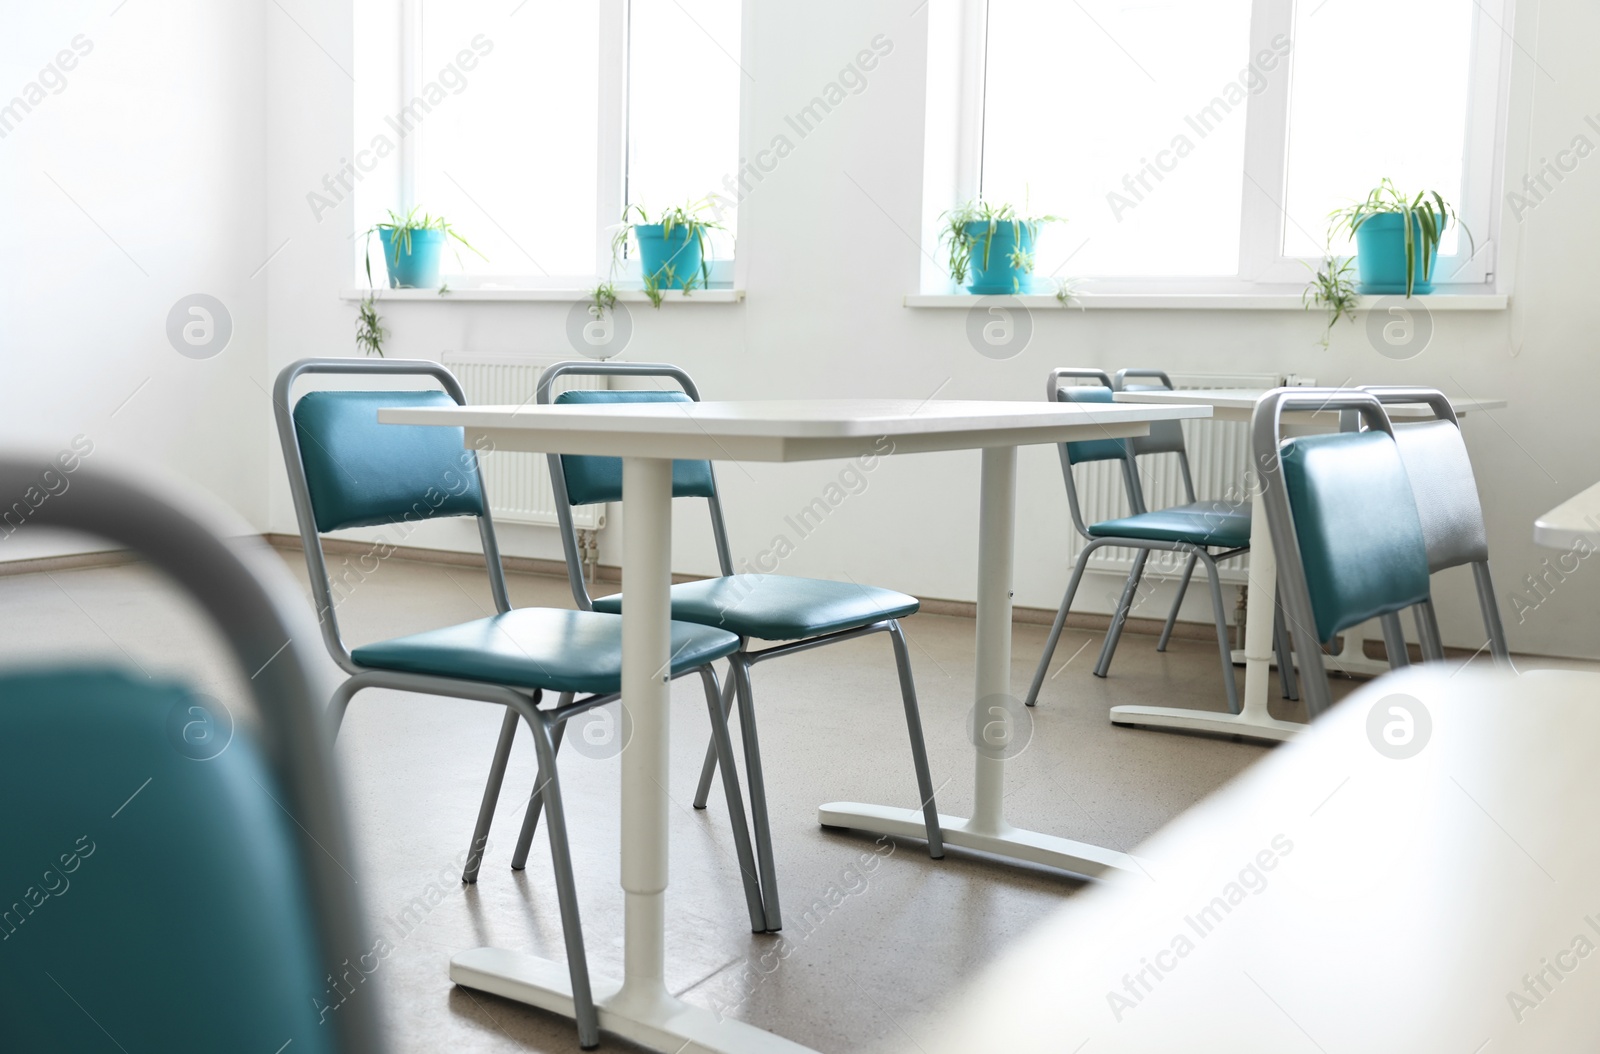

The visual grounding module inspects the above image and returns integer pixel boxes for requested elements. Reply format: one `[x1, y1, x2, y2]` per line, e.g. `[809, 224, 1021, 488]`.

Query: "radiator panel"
[444, 357, 605, 531]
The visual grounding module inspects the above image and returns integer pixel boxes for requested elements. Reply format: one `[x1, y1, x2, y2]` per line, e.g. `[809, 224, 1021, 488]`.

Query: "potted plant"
[591, 199, 724, 317]
[1333, 179, 1470, 296]
[365, 208, 482, 290]
[939, 201, 1062, 295]
[1303, 245, 1357, 350]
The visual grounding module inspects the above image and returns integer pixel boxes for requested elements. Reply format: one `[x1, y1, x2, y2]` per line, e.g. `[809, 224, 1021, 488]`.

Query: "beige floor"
[6, 553, 1465, 1053]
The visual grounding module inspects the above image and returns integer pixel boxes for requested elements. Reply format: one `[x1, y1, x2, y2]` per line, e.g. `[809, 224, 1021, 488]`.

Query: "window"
[932, 0, 1512, 292]
[352, 0, 742, 288]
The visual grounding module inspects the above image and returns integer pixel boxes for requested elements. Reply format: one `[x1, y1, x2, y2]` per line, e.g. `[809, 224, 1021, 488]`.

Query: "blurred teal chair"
[275, 358, 764, 1048]
[0, 458, 383, 1052]
[1252, 389, 1435, 717]
[1026, 368, 1297, 713]
[531, 361, 944, 933]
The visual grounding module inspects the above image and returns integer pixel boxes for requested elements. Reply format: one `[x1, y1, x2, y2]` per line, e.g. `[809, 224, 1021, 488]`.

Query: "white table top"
[1114, 388, 1506, 423]
[897, 666, 1600, 1054]
[379, 398, 1212, 462]
[1535, 480, 1600, 550]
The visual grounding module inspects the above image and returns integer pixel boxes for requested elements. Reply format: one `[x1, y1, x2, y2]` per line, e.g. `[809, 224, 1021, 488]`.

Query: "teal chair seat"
[352, 609, 739, 695]
[591, 575, 919, 641]
[1087, 500, 1251, 549]
[1, 669, 334, 1053]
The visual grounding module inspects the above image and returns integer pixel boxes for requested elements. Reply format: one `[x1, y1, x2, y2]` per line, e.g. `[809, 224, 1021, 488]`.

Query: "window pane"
[1281, 0, 1476, 259]
[627, 0, 741, 262]
[982, 0, 1255, 279]
[416, 2, 599, 279]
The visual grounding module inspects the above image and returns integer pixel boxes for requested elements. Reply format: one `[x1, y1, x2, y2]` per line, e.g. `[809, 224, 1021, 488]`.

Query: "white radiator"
[1067, 372, 1281, 587]
[443, 356, 605, 531]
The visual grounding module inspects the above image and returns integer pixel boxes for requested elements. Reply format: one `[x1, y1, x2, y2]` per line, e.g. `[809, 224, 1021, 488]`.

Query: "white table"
[1106, 389, 1507, 743]
[1534, 480, 1600, 549]
[898, 665, 1600, 1053]
[380, 397, 1211, 1054]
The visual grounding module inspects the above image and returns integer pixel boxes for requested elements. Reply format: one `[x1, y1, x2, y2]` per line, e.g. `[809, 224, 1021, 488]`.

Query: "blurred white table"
[899, 666, 1600, 1054]
[1107, 390, 1507, 743]
[1534, 480, 1600, 549]
[383, 396, 1209, 1053]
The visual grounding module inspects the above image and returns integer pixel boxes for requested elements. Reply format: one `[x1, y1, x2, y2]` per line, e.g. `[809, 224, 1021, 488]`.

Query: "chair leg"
[527, 712, 599, 1050]
[692, 666, 738, 810]
[512, 694, 570, 872]
[1473, 561, 1515, 668]
[887, 621, 944, 859]
[1381, 612, 1411, 669]
[1157, 553, 1197, 653]
[1195, 551, 1241, 713]
[1414, 600, 1446, 663]
[698, 666, 768, 933]
[463, 705, 520, 884]
[328, 678, 363, 735]
[1273, 592, 1299, 702]
[1024, 543, 1103, 707]
[1094, 550, 1151, 679]
[731, 655, 782, 930]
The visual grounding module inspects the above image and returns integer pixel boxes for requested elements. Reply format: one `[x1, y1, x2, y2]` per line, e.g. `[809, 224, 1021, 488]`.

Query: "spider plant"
[593, 199, 725, 311]
[356, 250, 387, 356]
[938, 200, 1062, 292]
[365, 207, 482, 268]
[1303, 248, 1357, 350]
[1330, 179, 1470, 297]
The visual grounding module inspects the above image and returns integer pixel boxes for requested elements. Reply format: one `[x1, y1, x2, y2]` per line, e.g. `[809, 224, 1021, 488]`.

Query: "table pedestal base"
[451, 948, 816, 1054]
[1107, 704, 1302, 743]
[816, 803, 1135, 877]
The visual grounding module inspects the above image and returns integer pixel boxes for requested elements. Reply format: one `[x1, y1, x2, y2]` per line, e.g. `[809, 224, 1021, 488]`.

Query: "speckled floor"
[1, 554, 1392, 1053]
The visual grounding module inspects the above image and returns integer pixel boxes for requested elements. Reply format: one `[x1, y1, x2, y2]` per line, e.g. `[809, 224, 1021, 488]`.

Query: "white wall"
[2, 0, 269, 558]
[18, 1, 1592, 658]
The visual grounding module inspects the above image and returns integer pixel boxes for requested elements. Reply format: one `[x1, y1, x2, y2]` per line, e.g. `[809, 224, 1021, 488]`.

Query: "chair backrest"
[1358, 387, 1489, 573]
[1252, 390, 1432, 717]
[535, 361, 734, 610]
[0, 459, 382, 1053]
[1113, 368, 1197, 505]
[275, 358, 512, 669]
[1046, 368, 1140, 536]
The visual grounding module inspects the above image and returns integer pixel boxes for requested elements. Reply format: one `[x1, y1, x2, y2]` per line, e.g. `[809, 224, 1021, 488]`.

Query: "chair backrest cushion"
[1391, 420, 1490, 572]
[1280, 431, 1431, 642]
[293, 389, 486, 532]
[1120, 383, 1189, 457]
[555, 390, 716, 505]
[1057, 386, 1132, 465]
[0, 668, 336, 1052]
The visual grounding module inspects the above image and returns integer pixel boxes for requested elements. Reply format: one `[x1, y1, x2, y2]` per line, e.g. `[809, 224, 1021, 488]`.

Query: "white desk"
[1107, 390, 1507, 743]
[380, 397, 1210, 1054]
[899, 666, 1600, 1054]
[1535, 480, 1600, 549]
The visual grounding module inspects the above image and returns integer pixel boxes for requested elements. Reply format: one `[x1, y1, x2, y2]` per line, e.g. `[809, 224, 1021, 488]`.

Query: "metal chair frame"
[1358, 386, 1512, 666]
[531, 361, 944, 932]
[1251, 389, 1439, 719]
[275, 358, 765, 1048]
[1026, 369, 1299, 713]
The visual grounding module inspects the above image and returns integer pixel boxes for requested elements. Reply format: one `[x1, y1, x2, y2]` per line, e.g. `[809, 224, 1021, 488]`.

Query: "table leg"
[819, 446, 1136, 877]
[452, 457, 814, 1054]
[1108, 459, 1304, 743]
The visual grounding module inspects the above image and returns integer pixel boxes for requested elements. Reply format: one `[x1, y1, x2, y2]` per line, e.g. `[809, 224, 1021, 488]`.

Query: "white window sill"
[340, 288, 745, 304]
[904, 292, 1508, 311]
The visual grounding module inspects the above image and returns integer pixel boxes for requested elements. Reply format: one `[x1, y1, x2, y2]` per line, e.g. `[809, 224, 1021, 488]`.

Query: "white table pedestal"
[819, 447, 1138, 878]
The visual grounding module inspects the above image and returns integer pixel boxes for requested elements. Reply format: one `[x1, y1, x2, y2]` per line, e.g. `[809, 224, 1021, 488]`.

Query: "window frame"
[935, 0, 1515, 296]
[381, 0, 737, 291]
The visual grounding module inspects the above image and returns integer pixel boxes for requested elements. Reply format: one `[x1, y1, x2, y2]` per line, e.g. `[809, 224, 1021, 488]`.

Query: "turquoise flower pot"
[964, 220, 1036, 295]
[634, 224, 704, 291]
[1354, 213, 1438, 295]
[379, 228, 445, 289]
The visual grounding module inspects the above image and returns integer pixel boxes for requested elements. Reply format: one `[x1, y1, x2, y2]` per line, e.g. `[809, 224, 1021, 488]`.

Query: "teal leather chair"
[0, 459, 383, 1052]
[1252, 389, 1435, 717]
[275, 359, 766, 1047]
[1025, 369, 1298, 714]
[529, 361, 944, 932]
[1359, 386, 1511, 666]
